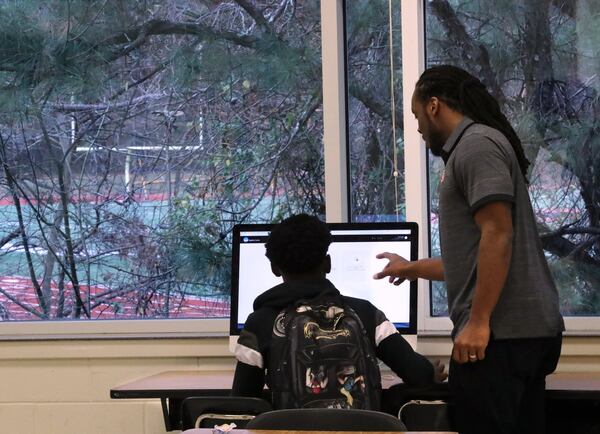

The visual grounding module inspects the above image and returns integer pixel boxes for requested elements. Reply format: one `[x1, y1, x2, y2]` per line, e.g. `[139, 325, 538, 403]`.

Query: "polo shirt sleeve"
[453, 135, 515, 214]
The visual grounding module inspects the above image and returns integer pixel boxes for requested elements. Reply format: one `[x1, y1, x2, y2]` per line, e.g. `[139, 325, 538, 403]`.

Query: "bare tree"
[0, 0, 324, 320]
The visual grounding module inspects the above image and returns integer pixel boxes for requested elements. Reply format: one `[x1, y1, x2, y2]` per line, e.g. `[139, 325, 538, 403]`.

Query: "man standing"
[374, 65, 564, 434]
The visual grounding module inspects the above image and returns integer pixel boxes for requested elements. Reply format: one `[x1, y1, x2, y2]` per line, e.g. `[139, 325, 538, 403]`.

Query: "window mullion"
[321, 0, 349, 223]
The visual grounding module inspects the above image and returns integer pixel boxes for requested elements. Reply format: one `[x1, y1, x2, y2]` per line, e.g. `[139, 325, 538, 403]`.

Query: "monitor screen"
[229, 222, 418, 335]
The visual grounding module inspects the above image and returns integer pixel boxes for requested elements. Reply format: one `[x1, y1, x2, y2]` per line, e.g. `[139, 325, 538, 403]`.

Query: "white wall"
[1, 336, 599, 434]
[2, 2, 600, 433]
[0, 338, 235, 434]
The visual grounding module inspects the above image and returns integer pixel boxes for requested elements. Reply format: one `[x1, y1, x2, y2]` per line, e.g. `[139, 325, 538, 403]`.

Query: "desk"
[181, 430, 457, 434]
[545, 372, 600, 399]
[110, 370, 600, 432]
[111, 371, 235, 431]
[110, 370, 408, 431]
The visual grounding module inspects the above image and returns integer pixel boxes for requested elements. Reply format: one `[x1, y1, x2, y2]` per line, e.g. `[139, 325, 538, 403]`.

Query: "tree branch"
[0, 287, 45, 319]
[541, 233, 599, 267]
[101, 19, 260, 54]
[233, 0, 274, 34]
[0, 132, 48, 316]
[541, 226, 600, 237]
[50, 93, 163, 112]
[109, 63, 168, 101]
[268, 0, 292, 24]
[348, 80, 391, 120]
[429, 0, 505, 103]
[0, 228, 22, 248]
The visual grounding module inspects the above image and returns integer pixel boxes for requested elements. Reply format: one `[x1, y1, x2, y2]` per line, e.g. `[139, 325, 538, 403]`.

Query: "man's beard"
[427, 129, 446, 157]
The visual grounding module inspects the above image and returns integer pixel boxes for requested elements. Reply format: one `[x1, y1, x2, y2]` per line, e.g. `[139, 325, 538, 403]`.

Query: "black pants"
[449, 334, 562, 434]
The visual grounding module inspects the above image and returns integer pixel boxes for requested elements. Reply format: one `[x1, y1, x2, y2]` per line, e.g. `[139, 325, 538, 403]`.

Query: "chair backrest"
[180, 396, 272, 430]
[245, 408, 407, 431]
[398, 399, 455, 431]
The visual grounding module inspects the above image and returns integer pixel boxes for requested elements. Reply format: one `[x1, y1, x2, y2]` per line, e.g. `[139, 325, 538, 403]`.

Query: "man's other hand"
[452, 320, 490, 364]
[433, 359, 448, 382]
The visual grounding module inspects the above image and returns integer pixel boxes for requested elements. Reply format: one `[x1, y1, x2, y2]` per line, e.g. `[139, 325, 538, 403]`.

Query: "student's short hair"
[265, 214, 331, 274]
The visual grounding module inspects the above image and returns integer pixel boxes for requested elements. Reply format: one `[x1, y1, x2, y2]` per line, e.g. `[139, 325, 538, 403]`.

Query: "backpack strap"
[293, 289, 344, 309]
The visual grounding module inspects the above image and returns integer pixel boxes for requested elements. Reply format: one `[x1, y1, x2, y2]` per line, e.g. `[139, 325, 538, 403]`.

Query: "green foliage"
[172, 44, 204, 89]
[0, 0, 121, 110]
[346, 0, 387, 37]
[547, 117, 600, 181]
[0, 0, 325, 320]
[549, 257, 600, 315]
[169, 200, 231, 296]
[197, 39, 234, 84]
[0, 3, 46, 85]
[425, 0, 600, 317]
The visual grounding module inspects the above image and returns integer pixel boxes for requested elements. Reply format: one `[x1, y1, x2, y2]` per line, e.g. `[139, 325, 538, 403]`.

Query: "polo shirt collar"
[441, 116, 475, 164]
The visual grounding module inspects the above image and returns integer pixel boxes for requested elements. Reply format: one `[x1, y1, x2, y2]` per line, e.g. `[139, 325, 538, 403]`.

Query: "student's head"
[265, 214, 331, 280]
[412, 64, 530, 179]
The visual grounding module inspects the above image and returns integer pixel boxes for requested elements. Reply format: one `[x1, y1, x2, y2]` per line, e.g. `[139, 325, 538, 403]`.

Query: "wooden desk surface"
[110, 370, 404, 398]
[111, 370, 235, 398]
[181, 430, 457, 434]
[111, 369, 600, 398]
[111, 370, 234, 394]
[545, 371, 600, 399]
[546, 371, 600, 391]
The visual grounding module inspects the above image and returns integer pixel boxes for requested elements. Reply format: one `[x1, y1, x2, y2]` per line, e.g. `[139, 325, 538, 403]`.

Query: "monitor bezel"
[230, 221, 418, 336]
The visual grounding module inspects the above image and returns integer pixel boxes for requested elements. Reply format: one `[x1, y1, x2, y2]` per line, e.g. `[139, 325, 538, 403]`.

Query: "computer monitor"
[230, 222, 418, 338]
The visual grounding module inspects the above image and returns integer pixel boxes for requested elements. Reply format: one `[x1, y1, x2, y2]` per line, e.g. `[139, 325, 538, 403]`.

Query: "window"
[346, 0, 405, 222]
[426, 0, 600, 318]
[0, 0, 323, 324]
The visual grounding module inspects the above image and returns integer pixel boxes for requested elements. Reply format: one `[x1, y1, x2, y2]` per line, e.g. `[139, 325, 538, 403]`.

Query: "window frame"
[416, 0, 600, 335]
[342, 0, 600, 336]
[0, 318, 229, 340]
[2, 0, 598, 340]
[0, 0, 340, 340]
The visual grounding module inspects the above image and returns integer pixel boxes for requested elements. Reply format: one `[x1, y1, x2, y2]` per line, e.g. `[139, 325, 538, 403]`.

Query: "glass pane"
[0, 0, 323, 322]
[346, 0, 404, 222]
[426, 0, 600, 316]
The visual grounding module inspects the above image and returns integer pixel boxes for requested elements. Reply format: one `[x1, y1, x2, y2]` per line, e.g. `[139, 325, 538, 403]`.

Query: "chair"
[398, 399, 455, 431]
[245, 408, 407, 431]
[180, 396, 272, 430]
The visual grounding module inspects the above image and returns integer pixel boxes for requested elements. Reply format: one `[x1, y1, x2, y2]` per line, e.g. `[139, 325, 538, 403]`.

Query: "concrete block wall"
[0, 335, 598, 434]
[0, 338, 235, 434]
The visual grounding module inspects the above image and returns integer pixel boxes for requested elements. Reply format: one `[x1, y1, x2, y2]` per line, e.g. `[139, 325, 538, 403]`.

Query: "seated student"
[232, 214, 446, 409]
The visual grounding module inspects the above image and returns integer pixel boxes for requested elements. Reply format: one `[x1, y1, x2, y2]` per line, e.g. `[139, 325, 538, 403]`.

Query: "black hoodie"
[232, 277, 436, 404]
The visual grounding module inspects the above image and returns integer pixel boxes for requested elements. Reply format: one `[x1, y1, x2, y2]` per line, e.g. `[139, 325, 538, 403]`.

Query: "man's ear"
[270, 263, 282, 277]
[324, 254, 331, 274]
[428, 96, 440, 116]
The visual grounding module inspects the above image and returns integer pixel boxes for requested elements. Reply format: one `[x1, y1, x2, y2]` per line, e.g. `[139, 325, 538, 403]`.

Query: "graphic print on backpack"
[306, 365, 328, 394]
[337, 364, 365, 407]
[270, 296, 381, 410]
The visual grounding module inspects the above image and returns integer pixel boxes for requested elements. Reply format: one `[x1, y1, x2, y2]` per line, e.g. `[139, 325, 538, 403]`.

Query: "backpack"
[269, 293, 382, 410]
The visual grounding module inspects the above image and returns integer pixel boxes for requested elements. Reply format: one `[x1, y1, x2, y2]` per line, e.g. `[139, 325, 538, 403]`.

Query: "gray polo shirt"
[438, 117, 564, 339]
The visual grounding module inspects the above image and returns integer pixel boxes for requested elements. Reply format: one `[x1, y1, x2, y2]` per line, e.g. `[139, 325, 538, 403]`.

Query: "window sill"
[0, 318, 229, 341]
[0, 335, 232, 360]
